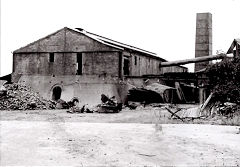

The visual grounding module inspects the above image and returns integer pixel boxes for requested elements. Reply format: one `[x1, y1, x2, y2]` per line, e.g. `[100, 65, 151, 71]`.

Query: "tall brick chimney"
[194, 13, 212, 72]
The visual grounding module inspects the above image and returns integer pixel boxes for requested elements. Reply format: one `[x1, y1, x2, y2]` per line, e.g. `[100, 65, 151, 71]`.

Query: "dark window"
[159, 63, 161, 69]
[134, 56, 137, 65]
[123, 58, 130, 75]
[77, 53, 82, 75]
[49, 53, 54, 62]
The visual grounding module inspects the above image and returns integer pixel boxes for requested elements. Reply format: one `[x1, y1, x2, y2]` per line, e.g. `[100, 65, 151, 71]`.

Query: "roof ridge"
[85, 31, 157, 55]
[71, 28, 124, 50]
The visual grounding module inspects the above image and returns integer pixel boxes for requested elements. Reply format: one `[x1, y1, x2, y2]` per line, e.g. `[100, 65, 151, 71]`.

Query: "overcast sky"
[1, 0, 240, 76]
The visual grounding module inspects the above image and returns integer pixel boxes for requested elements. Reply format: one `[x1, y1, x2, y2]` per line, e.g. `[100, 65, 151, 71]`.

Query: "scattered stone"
[0, 83, 56, 110]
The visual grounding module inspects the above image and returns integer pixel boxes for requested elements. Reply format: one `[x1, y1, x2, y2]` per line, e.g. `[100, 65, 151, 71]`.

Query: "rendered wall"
[18, 75, 128, 106]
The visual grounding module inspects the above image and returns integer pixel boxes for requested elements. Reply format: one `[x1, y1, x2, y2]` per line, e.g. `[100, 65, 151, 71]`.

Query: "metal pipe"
[160, 54, 233, 67]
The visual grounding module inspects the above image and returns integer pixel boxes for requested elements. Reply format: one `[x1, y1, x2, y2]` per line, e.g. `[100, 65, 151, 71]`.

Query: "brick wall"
[12, 27, 121, 79]
[13, 51, 119, 77]
[83, 52, 119, 76]
[123, 51, 162, 76]
[195, 13, 212, 72]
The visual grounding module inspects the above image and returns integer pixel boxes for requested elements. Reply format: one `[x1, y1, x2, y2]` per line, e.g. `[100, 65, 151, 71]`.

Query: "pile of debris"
[0, 83, 56, 110]
[66, 94, 122, 114]
[98, 94, 122, 113]
[127, 83, 180, 104]
[208, 102, 239, 117]
[162, 92, 240, 125]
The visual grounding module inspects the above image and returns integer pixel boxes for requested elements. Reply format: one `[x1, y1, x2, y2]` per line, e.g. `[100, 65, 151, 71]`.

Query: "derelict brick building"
[12, 27, 186, 105]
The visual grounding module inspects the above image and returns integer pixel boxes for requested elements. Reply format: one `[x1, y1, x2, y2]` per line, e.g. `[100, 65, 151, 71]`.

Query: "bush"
[206, 57, 240, 104]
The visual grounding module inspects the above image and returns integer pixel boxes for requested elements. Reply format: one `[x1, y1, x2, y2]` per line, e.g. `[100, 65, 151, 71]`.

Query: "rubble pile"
[214, 102, 240, 116]
[0, 83, 56, 110]
[66, 94, 122, 114]
[98, 94, 122, 113]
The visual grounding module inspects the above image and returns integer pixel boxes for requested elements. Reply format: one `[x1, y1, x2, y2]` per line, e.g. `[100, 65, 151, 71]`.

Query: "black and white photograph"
[0, 0, 240, 166]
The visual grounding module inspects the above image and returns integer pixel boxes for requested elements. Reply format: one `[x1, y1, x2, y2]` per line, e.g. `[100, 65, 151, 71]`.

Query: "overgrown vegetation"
[206, 56, 240, 104]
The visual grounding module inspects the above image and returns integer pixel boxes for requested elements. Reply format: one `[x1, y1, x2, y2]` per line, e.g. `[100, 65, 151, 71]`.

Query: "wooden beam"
[236, 42, 239, 57]
[165, 107, 185, 122]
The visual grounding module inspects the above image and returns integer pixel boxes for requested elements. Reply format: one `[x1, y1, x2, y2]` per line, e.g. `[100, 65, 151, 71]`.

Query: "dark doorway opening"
[123, 58, 130, 75]
[52, 86, 62, 101]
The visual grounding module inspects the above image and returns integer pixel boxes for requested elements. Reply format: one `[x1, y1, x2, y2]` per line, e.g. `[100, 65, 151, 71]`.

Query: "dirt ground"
[1, 108, 240, 166]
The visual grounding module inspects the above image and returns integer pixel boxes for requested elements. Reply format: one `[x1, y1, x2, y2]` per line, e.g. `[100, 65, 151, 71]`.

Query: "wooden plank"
[165, 107, 184, 122]
[200, 92, 213, 113]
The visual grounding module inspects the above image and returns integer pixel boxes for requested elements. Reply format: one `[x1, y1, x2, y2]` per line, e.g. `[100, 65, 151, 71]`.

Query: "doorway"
[52, 86, 62, 101]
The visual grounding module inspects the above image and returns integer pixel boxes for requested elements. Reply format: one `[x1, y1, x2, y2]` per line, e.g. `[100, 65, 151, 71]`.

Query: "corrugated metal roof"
[74, 28, 159, 57]
[13, 27, 166, 61]
[145, 83, 175, 95]
[74, 28, 124, 51]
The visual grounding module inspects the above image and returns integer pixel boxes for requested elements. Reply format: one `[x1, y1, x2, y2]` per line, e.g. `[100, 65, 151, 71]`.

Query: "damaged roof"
[145, 83, 175, 95]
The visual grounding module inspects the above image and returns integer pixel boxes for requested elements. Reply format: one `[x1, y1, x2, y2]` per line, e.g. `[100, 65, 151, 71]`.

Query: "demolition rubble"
[0, 82, 239, 126]
[66, 94, 122, 114]
[0, 82, 123, 113]
[0, 83, 55, 110]
[0, 75, 240, 125]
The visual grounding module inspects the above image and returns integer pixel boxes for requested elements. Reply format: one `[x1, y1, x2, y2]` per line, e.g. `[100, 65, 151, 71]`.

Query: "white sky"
[1, 0, 240, 76]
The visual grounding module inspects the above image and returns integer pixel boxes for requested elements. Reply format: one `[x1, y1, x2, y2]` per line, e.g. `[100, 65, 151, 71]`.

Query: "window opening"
[49, 53, 54, 62]
[123, 58, 130, 75]
[77, 53, 82, 75]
